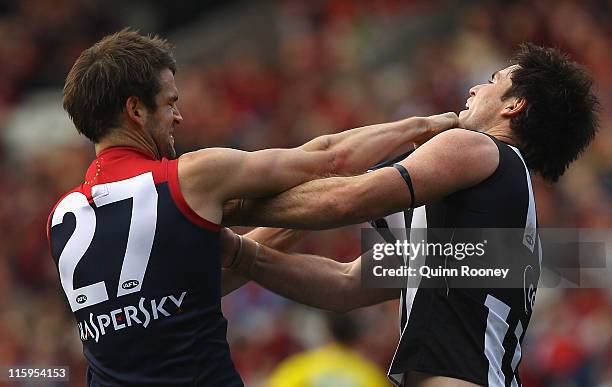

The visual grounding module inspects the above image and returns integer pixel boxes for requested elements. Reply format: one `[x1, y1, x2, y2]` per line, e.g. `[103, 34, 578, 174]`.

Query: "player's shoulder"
[178, 148, 240, 172]
[428, 128, 498, 161]
[176, 147, 246, 191]
[433, 128, 497, 148]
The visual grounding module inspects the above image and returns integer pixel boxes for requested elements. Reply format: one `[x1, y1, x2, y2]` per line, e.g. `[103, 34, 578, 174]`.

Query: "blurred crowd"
[0, 0, 610, 386]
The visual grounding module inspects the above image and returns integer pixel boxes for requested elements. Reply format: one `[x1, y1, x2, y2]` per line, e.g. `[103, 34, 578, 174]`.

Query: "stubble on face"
[458, 65, 518, 132]
[147, 68, 179, 159]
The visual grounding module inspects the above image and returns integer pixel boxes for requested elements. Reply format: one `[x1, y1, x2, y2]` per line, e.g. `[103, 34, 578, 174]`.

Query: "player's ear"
[125, 96, 148, 127]
[501, 97, 526, 119]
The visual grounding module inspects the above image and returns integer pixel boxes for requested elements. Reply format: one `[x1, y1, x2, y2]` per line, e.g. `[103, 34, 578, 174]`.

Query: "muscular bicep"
[180, 147, 339, 223]
[183, 147, 336, 200]
[224, 168, 412, 228]
[224, 147, 339, 199]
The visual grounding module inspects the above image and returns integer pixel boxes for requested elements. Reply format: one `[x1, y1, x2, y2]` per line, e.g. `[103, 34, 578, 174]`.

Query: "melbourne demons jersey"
[371, 134, 541, 387]
[47, 147, 243, 387]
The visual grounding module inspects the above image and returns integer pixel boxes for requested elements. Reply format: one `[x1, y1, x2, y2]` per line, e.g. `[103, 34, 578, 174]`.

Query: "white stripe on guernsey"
[509, 146, 537, 253]
[384, 211, 410, 257]
[484, 294, 511, 387]
[388, 306, 410, 386]
[537, 235, 543, 266]
[384, 211, 410, 331]
[388, 205, 427, 385]
[510, 321, 524, 387]
[406, 206, 427, 320]
[366, 211, 408, 331]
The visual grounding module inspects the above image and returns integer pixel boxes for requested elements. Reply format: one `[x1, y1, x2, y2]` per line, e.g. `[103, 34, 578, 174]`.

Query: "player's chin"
[167, 136, 176, 159]
[167, 146, 177, 160]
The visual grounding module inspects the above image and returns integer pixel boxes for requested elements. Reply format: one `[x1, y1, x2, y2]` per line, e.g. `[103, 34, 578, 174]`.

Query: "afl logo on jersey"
[76, 294, 87, 304]
[122, 280, 139, 290]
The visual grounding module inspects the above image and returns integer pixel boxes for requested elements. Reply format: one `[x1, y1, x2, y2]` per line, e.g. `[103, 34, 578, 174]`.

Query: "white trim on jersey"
[382, 211, 411, 330]
[510, 321, 524, 387]
[484, 294, 512, 387]
[387, 205, 427, 386]
[508, 146, 537, 253]
[405, 206, 427, 324]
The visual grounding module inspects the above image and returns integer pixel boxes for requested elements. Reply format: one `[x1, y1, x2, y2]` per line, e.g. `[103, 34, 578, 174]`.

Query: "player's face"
[145, 68, 183, 159]
[459, 65, 519, 131]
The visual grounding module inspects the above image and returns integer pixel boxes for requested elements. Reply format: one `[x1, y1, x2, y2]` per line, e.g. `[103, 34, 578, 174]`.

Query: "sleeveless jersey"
[47, 147, 243, 387]
[371, 134, 541, 387]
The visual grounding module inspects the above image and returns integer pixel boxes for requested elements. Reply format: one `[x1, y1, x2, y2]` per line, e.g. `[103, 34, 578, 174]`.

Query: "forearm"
[227, 237, 398, 311]
[253, 251, 354, 312]
[231, 242, 356, 312]
[244, 227, 308, 250]
[221, 227, 308, 296]
[300, 118, 423, 175]
[223, 167, 407, 229]
[300, 113, 458, 175]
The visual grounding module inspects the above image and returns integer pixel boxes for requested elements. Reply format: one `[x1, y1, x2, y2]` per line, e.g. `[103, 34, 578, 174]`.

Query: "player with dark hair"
[47, 29, 459, 386]
[221, 44, 600, 386]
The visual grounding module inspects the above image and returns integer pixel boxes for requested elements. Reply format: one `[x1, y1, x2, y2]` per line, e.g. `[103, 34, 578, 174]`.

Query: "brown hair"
[63, 28, 176, 142]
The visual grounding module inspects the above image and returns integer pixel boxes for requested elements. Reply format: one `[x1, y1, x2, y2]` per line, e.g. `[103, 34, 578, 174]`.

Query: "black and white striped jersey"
[370, 133, 541, 387]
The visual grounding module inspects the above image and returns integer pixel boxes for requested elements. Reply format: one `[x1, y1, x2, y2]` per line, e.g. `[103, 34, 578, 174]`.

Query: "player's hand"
[219, 227, 241, 268]
[413, 112, 459, 146]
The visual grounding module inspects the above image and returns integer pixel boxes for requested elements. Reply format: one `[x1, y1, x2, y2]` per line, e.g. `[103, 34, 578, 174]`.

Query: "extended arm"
[180, 113, 458, 223]
[223, 129, 500, 228]
[296, 112, 459, 175]
[222, 229, 399, 312]
[221, 227, 307, 296]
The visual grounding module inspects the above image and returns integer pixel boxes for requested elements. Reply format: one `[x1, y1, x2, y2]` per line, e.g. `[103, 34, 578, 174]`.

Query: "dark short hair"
[63, 28, 176, 143]
[503, 43, 599, 183]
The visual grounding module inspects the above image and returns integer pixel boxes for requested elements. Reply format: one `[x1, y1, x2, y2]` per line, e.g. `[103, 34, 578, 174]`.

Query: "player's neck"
[483, 123, 518, 147]
[95, 126, 160, 159]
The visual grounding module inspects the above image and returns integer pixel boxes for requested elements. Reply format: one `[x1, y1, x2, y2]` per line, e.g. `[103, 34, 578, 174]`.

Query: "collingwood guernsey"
[370, 134, 541, 387]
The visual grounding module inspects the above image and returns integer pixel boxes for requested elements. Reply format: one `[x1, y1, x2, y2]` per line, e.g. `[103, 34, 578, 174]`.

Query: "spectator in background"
[268, 312, 390, 387]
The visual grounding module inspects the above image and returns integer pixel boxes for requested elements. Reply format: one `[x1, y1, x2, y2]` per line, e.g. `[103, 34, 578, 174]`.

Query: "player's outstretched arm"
[179, 113, 458, 223]
[223, 129, 499, 228]
[221, 227, 308, 296]
[297, 112, 459, 174]
[221, 228, 399, 311]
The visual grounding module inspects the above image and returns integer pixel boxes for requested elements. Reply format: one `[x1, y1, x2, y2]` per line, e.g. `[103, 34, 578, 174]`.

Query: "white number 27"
[51, 173, 158, 312]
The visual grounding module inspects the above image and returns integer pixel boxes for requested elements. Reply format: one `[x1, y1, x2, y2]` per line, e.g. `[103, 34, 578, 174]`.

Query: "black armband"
[392, 163, 415, 207]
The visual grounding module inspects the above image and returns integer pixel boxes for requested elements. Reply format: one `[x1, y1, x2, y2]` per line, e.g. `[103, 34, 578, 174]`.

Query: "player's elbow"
[309, 135, 351, 176]
[328, 301, 354, 314]
[326, 266, 359, 313]
[330, 147, 351, 175]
